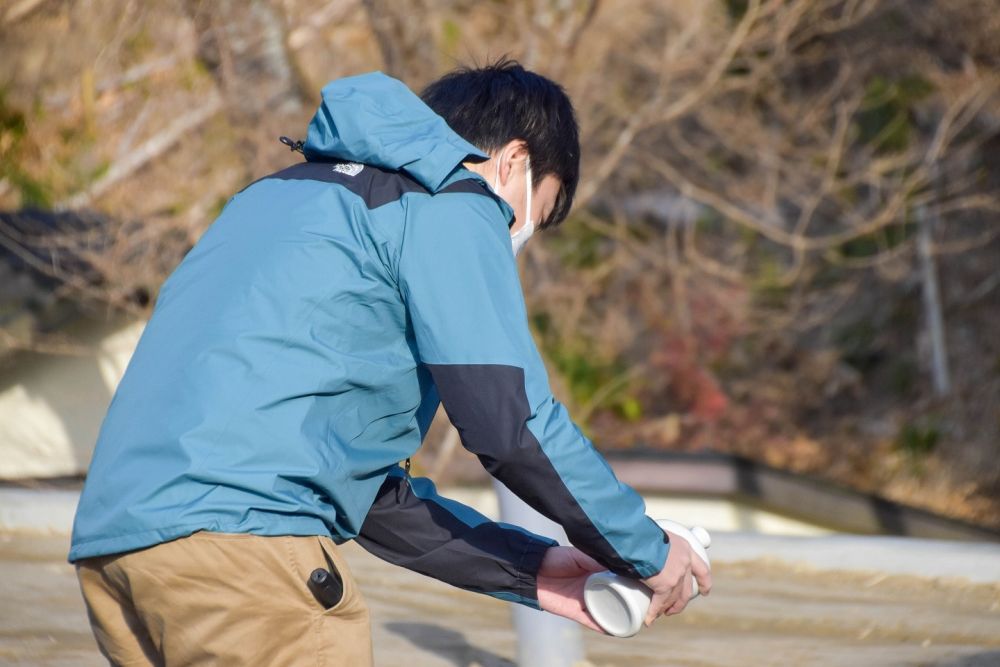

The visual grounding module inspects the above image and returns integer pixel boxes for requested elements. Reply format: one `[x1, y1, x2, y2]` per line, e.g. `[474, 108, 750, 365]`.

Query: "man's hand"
[536, 546, 607, 633]
[640, 530, 712, 626]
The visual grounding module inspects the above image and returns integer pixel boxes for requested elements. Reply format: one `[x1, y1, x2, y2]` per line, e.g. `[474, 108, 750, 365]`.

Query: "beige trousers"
[76, 532, 372, 666]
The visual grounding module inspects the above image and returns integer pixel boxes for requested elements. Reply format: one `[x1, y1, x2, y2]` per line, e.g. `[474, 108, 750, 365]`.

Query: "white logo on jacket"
[332, 162, 364, 176]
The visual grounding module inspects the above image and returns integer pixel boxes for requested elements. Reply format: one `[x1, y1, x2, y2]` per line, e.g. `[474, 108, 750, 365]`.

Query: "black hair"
[420, 58, 580, 229]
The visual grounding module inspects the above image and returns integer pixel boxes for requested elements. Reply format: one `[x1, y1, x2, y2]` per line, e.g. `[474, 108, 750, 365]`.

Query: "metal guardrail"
[5, 451, 998, 542]
[606, 449, 1000, 542]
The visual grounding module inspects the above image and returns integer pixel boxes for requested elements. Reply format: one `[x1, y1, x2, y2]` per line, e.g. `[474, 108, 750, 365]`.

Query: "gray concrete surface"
[3, 489, 1000, 665]
[2, 530, 999, 666]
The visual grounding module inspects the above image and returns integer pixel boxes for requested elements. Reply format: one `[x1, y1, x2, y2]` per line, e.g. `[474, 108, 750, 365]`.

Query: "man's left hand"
[536, 546, 607, 633]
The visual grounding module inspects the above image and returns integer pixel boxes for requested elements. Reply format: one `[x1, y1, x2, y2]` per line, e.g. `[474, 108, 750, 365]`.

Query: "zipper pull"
[279, 136, 304, 153]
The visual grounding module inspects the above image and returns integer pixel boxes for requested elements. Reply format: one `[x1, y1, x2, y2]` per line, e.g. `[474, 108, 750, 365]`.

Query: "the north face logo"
[332, 162, 364, 176]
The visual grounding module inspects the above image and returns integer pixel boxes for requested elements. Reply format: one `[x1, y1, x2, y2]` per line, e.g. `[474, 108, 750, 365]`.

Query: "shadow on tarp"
[384, 621, 515, 667]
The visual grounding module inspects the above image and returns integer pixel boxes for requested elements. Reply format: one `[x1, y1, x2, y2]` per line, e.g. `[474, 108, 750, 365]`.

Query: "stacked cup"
[583, 519, 711, 638]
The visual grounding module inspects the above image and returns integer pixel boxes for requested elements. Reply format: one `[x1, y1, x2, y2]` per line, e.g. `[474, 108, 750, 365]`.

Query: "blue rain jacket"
[69, 72, 668, 607]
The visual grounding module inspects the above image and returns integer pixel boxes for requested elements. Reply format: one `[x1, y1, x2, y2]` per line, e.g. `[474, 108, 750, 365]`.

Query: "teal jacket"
[69, 72, 668, 607]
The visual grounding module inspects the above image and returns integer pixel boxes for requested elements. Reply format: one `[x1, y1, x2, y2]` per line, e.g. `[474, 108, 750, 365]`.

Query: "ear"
[497, 139, 530, 187]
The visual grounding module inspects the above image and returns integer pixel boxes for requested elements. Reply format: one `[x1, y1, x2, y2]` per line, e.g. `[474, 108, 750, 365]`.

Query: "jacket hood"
[303, 72, 488, 193]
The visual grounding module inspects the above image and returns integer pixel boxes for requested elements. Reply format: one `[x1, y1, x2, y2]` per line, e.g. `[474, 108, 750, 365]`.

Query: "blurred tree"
[0, 0, 997, 526]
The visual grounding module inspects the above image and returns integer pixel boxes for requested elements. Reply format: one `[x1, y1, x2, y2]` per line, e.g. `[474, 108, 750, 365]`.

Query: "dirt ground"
[2, 533, 998, 667]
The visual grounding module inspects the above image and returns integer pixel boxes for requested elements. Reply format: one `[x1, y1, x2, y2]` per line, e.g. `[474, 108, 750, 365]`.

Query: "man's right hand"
[640, 530, 712, 626]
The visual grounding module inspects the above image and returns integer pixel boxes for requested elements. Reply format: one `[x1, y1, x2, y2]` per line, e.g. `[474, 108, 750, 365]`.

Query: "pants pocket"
[285, 536, 373, 666]
[309, 548, 347, 613]
[294, 537, 364, 619]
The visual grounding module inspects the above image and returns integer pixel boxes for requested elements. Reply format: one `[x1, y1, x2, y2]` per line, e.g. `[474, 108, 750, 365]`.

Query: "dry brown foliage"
[1, 0, 998, 526]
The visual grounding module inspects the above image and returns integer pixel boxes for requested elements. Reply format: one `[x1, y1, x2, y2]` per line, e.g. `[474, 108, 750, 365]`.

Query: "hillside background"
[1, 0, 998, 528]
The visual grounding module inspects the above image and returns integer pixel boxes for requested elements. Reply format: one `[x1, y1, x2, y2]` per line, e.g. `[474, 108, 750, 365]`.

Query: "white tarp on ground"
[0, 319, 145, 479]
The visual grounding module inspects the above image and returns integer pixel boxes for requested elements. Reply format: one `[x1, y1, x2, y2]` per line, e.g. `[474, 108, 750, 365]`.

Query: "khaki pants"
[76, 532, 372, 666]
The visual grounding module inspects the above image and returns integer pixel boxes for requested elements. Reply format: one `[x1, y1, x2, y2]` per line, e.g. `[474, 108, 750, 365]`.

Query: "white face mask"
[494, 153, 535, 257]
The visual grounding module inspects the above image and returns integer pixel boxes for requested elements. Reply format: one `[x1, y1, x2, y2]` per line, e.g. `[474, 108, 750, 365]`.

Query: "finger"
[644, 580, 682, 626]
[697, 571, 712, 597]
[691, 559, 712, 597]
[539, 589, 607, 634]
[664, 576, 693, 616]
[577, 607, 607, 634]
[665, 596, 688, 616]
[643, 591, 670, 627]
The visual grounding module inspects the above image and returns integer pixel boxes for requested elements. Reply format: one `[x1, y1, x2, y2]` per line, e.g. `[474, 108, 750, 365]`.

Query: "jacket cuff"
[512, 536, 558, 610]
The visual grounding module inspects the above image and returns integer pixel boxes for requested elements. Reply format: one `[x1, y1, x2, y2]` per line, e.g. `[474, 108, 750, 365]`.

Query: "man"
[70, 60, 711, 665]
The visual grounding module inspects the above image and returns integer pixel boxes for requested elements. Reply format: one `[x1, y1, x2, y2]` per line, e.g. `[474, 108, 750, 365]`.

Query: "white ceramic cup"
[583, 519, 711, 638]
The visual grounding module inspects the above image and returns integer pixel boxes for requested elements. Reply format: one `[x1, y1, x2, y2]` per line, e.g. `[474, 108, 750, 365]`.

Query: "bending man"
[70, 60, 711, 666]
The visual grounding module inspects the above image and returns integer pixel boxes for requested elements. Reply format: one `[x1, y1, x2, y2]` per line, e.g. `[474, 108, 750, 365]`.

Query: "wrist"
[517, 539, 557, 609]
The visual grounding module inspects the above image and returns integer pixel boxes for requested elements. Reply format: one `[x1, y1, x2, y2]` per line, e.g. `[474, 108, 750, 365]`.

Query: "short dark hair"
[421, 58, 580, 229]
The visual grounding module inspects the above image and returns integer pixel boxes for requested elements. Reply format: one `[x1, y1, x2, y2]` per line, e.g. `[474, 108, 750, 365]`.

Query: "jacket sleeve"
[397, 187, 668, 579]
[355, 466, 556, 608]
